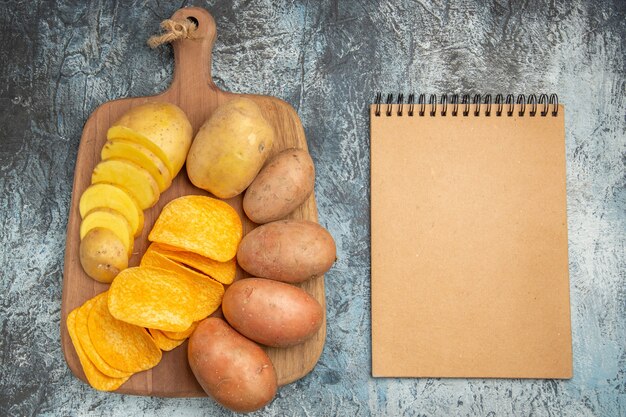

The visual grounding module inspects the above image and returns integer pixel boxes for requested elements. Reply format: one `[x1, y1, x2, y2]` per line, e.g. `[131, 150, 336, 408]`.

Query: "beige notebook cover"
[370, 97, 572, 378]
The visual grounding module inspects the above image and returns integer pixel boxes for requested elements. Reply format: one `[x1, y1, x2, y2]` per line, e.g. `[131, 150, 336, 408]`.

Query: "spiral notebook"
[370, 93, 572, 378]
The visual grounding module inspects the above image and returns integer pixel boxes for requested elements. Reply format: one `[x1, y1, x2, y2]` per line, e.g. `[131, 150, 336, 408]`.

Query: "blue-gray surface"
[1, 0, 624, 416]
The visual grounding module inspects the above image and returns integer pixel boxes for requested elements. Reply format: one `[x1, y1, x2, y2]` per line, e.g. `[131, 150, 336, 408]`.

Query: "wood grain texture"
[59, 7, 326, 397]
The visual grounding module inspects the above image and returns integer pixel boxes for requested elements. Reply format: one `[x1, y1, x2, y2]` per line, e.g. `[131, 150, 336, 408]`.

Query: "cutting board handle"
[169, 7, 218, 92]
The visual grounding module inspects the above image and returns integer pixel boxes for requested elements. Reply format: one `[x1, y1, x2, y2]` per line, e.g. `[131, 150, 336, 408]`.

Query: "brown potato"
[188, 318, 277, 413]
[222, 278, 323, 347]
[243, 148, 315, 224]
[237, 220, 336, 283]
[79, 228, 128, 283]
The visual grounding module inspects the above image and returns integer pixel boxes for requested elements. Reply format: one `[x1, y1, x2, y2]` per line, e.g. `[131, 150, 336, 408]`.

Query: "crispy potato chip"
[67, 308, 130, 391]
[108, 266, 196, 331]
[88, 293, 162, 373]
[148, 328, 185, 351]
[148, 196, 242, 262]
[75, 295, 131, 378]
[108, 265, 222, 331]
[149, 243, 236, 284]
[162, 321, 199, 340]
[139, 252, 224, 321]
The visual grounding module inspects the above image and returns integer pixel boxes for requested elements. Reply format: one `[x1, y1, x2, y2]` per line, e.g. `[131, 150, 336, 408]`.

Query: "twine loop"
[148, 18, 198, 48]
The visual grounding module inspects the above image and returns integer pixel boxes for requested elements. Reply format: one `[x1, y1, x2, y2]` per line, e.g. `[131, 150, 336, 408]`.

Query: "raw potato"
[79, 183, 144, 237]
[108, 125, 173, 176]
[188, 318, 277, 413]
[237, 220, 336, 283]
[222, 278, 323, 347]
[186, 98, 274, 199]
[243, 148, 315, 223]
[79, 228, 129, 283]
[109, 102, 193, 176]
[91, 159, 160, 209]
[102, 139, 172, 192]
[80, 208, 133, 257]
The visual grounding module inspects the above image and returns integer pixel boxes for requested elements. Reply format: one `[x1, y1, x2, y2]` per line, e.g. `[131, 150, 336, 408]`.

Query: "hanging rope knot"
[148, 18, 198, 48]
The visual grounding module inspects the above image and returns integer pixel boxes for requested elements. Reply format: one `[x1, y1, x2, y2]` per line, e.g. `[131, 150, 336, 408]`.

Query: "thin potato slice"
[102, 139, 172, 192]
[139, 251, 224, 320]
[88, 293, 162, 373]
[79, 183, 144, 237]
[108, 267, 200, 331]
[162, 321, 199, 341]
[92, 159, 160, 210]
[150, 243, 236, 285]
[75, 295, 132, 378]
[148, 196, 242, 262]
[67, 308, 130, 391]
[109, 102, 192, 176]
[148, 328, 185, 351]
[80, 208, 133, 257]
[108, 125, 174, 177]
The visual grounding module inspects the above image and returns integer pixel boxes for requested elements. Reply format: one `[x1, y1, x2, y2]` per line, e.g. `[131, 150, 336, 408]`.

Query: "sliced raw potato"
[108, 125, 174, 176]
[67, 308, 130, 391]
[88, 293, 162, 373]
[102, 139, 172, 192]
[109, 102, 192, 176]
[108, 266, 223, 330]
[79, 183, 144, 237]
[80, 208, 133, 257]
[75, 295, 132, 378]
[148, 328, 185, 351]
[149, 243, 236, 285]
[148, 196, 242, 262]
[80, 228, 128, 283]
[162, 321, 199, 341]
[91, 159, 160, 210]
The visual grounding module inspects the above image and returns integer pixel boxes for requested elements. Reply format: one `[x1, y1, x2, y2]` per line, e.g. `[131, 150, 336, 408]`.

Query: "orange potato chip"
[162, 321, 199, 341]
[108, 265, 222, 330]
[149, 243, 236, 285]
[148, 328, 185, 351]
[88, 293, 162, 373]
[108, 266, 196, 331]
[148, 196, 242, 262]
[75, 295, 131, 378]
[67, 308, 130, 391]
[139, 252, 224, 321]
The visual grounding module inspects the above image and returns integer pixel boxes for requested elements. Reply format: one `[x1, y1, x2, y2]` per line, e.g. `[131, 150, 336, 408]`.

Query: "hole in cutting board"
[187, 16, 199, 27]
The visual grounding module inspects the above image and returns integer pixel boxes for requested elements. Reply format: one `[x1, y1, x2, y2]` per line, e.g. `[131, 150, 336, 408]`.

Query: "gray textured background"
[1, 0, 624, 416]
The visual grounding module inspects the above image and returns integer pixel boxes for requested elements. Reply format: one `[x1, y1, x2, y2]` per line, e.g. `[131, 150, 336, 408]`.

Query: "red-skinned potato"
[188, 318, 277, 413]
[222, 278, 324, 347]
[237, 220, 336, 283]
[243, 148, 315, 224]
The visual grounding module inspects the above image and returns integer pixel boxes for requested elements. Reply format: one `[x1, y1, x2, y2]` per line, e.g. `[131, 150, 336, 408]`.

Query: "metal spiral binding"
[374, 93, 559, 117]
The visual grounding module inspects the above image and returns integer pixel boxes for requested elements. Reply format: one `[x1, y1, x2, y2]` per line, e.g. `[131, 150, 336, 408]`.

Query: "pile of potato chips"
[67, 196, 242, 391]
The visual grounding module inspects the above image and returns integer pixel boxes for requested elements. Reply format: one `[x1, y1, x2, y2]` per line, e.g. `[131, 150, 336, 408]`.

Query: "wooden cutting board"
[60, 6, 326, 397]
